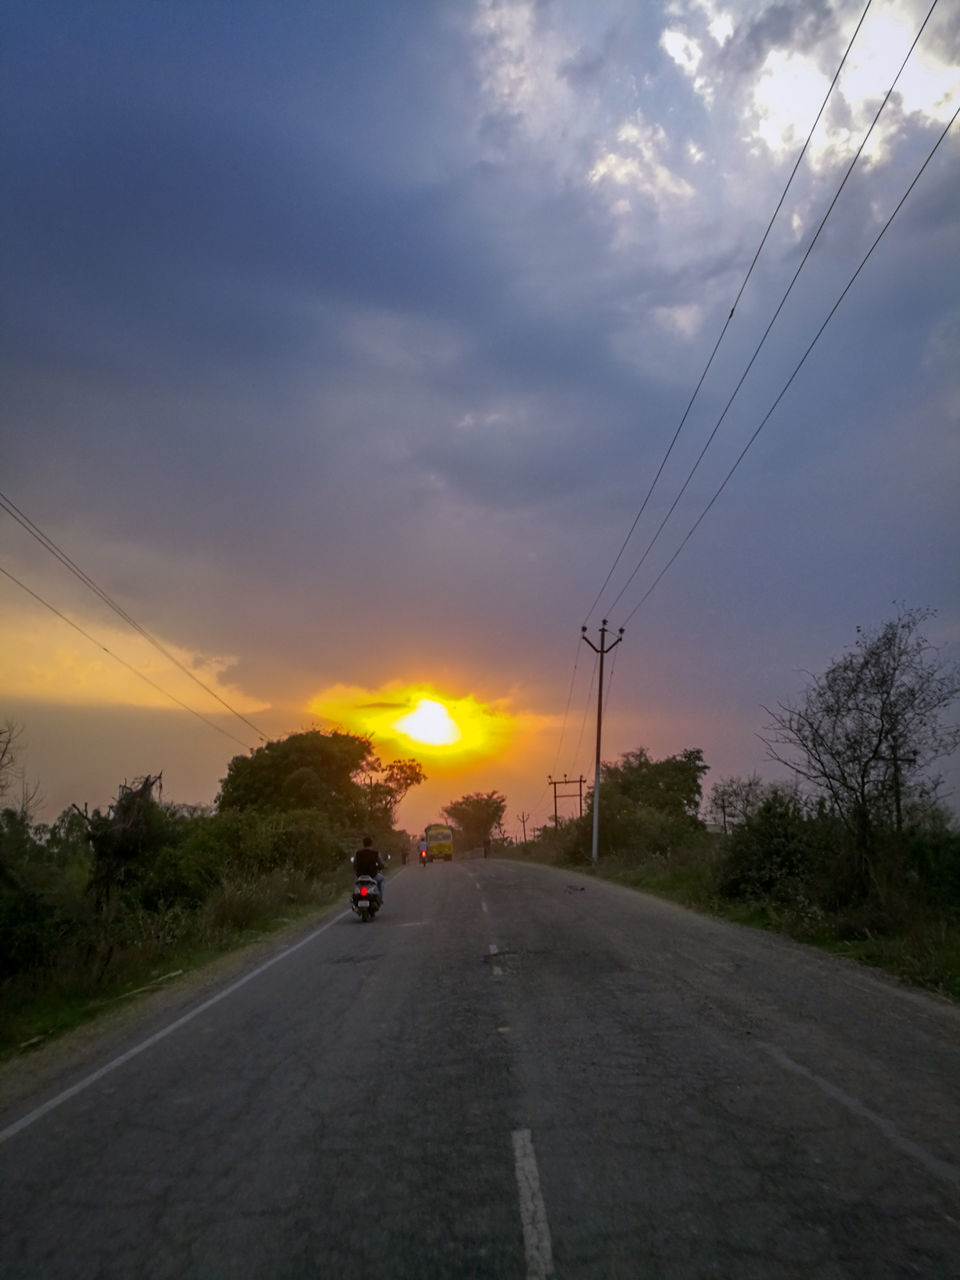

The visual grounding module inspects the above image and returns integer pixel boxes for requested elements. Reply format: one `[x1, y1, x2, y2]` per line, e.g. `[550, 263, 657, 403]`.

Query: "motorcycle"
[419, 848, 428, 867]
[351, 874, 382, 922]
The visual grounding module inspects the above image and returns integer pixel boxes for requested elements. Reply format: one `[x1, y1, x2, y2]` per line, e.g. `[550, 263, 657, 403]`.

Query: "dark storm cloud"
[2, 0, 957, 824]
[716, 0, 839, 74]
[1, 0, 472, 381]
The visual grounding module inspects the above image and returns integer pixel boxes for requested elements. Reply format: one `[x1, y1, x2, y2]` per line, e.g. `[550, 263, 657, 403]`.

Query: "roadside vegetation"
[0, 729, 422, 1058]
[2, 605, 957, 1057]
[518, 608, 960, 1001]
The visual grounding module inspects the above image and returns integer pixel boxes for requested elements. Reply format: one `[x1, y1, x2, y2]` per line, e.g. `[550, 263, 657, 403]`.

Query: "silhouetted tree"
[442, 791, 507, 851]
[763, 606, 960, 896]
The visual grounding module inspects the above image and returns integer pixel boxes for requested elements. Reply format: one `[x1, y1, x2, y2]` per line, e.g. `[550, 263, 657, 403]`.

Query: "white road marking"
[0, 908, 352, 1146]
[493, 965, 503, 977]
[481, 900, 489, 914]
[760, 1041, 960, 1187]
[512, 1128, 555, 1279]
[488, 943, 498, 955]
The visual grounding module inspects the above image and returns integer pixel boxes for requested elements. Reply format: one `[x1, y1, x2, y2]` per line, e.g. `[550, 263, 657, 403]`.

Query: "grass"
[0, 866, 353, 1061]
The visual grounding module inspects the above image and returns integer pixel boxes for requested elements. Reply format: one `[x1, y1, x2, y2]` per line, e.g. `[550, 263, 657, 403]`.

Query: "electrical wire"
[605, 0, 942, 618]
[616, 98, 960, 628]
[548, 634, 583, 781]
[571, 648, 600, 779]
[0, 561, 257, 751]
[602, 642, 620, 720]
[0, 489, 269, 740]
[582, 0, 876, 627]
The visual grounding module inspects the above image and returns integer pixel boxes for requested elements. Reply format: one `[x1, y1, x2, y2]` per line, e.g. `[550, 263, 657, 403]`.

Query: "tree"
[217, 730, 425, 840]
[0, 720, 41, 819]
[217, 731, 374, 823]
[80, 774, 172, 910]
[382, 759, 426, 811]
[442, 791, 507, 851]
[600, 747, 708, 822]
[762, 606, 960, 894]
[0, 721, 20, 802]
[707, 774, 770, 834]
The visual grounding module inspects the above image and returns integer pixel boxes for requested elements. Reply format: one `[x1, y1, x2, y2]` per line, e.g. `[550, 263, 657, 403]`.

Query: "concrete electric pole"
[581, 620, 624, 865]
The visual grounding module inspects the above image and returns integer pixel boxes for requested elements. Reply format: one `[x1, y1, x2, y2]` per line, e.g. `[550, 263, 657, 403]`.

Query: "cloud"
[588, 117, 695, 212]
[0, 596, 264, 720]
[2, 0, 957, 829]
[661, 28, 704, 77]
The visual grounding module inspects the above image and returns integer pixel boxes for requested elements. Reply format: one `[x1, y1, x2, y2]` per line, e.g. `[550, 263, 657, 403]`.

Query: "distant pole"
[518, 811, 529, 844]
[547, 774, 587, 823]
[581, 620, 624, 865]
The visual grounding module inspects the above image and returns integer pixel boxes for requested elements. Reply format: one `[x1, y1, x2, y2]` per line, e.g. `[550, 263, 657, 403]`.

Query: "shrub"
[0, 886, 66, 977]
[718, 788, 816, 903]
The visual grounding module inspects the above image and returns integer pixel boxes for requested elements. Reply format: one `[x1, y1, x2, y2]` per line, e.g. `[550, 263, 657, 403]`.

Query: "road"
[1, 859, 958, 1278]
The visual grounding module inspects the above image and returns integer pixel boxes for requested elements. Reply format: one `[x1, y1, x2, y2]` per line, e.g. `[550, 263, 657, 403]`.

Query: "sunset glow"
[391, 698, 462, 747]
[307, 683, 512, 760]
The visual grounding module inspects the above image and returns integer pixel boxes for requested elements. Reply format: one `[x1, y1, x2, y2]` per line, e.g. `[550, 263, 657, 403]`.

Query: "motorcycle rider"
[353, 836, 385, 903]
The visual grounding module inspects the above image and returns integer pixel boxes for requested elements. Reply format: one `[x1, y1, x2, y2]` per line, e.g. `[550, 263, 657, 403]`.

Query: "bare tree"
[0, 720, 22, 802]
[0, 720, 42, 818]
[706, 773, 769, 834]
[762, 606, 960, 890]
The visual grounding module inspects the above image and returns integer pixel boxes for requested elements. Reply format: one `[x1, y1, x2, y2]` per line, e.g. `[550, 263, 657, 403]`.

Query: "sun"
[391, 698, 462, 747]
[307, 682, 512, 759]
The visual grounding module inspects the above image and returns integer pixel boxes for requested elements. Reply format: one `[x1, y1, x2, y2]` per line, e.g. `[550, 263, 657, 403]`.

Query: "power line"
[571, 649, 600, 778]
[548, 635, 583, 781]
[616, 99, 960, 628]
[602, 641, 620, 719]
[605, 0, 942, 618]
[0, 561, 257, 751]
[583, 0, 876, 626]
[0, 489, 269, 741]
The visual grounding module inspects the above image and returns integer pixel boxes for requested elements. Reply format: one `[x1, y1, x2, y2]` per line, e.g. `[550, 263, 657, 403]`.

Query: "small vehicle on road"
[351, 875, 382, 921]
[423, 823, 454, 863]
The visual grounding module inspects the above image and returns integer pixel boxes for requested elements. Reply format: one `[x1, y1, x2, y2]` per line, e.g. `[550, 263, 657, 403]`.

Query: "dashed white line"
[512, 1128, 555, 1279]
[488, 943, 498, 955]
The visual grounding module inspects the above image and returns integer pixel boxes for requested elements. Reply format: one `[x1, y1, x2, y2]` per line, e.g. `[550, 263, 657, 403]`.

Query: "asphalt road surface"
[2, 859, 959, 1278]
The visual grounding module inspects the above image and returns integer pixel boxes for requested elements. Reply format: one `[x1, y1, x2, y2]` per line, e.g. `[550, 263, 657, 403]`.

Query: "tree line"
[523, 608, 960, 975]
[0, 729, 427, 1043]
[2, 605, 957, 1042]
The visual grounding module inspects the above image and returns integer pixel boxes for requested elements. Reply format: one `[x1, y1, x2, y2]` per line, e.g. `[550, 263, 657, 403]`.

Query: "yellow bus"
[423, 822, 454, 862]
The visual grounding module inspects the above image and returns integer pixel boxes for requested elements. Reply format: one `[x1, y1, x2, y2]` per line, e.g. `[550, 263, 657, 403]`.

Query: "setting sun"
[391, 698, 462, 747]
[307, 681, 513, 761]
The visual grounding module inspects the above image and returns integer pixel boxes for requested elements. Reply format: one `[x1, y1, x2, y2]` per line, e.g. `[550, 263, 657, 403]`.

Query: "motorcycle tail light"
[360, 886, 368, 896]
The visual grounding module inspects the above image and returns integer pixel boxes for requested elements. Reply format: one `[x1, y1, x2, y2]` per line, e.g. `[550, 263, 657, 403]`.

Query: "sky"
[2, 0, 958, 840]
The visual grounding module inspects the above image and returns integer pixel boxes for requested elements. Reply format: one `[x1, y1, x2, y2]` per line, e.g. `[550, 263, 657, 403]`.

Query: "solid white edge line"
[0, 908, 352, 1146]
[513, 1127, 556, 1280]
[759, 1041, 960, 1187]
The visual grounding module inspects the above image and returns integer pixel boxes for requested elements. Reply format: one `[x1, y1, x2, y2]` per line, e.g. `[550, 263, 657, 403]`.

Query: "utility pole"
[581, 619, 624, 865]
[547, 774, 587, 824]
[517, 811, 530, 845]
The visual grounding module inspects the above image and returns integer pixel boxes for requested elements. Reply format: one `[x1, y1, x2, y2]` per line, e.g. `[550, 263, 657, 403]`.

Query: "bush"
[718, 789, 817, 903]
[0, 886, 66, 977]
[901, 819, 960, 911]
